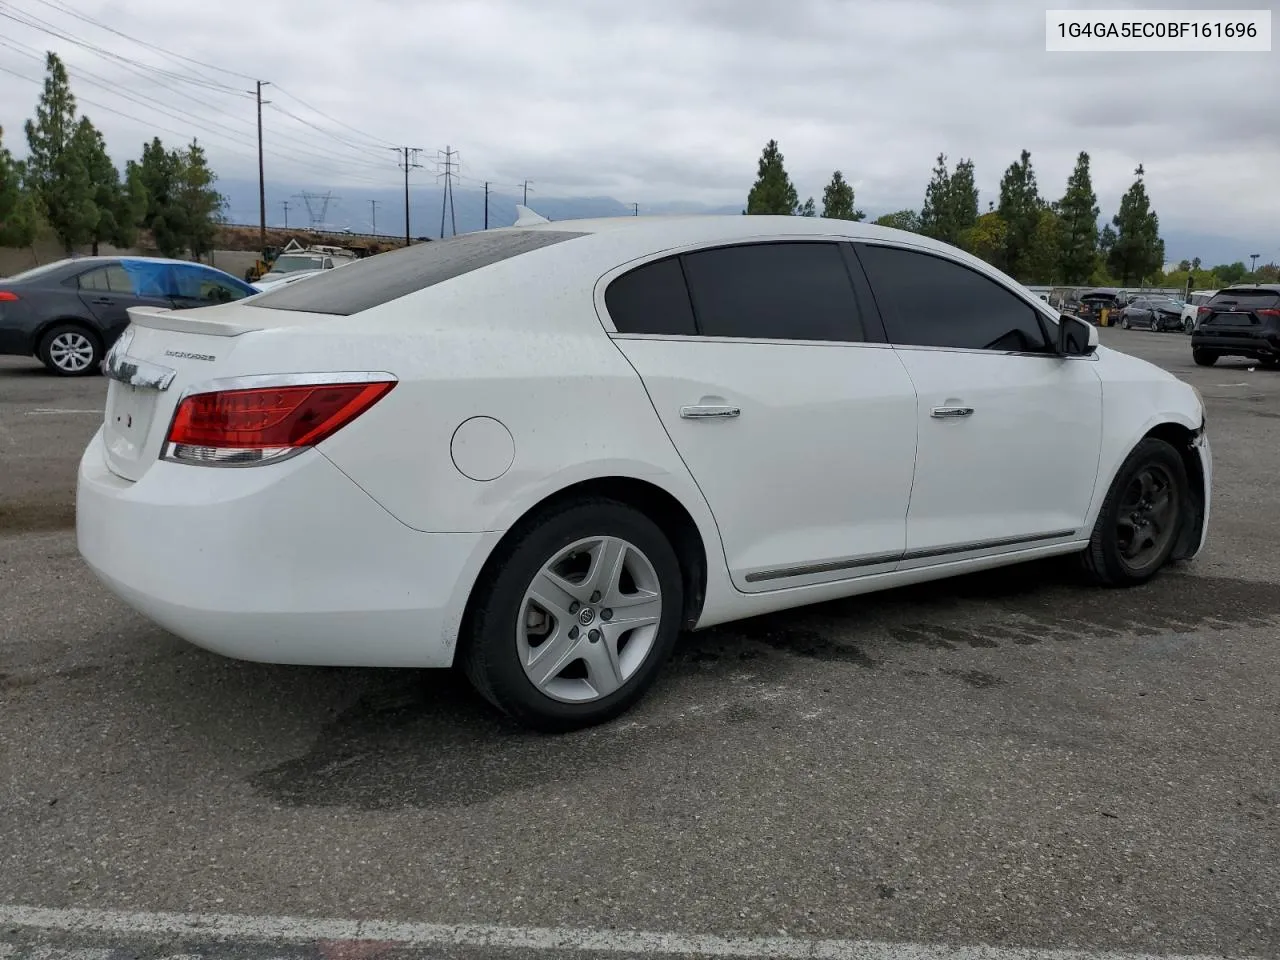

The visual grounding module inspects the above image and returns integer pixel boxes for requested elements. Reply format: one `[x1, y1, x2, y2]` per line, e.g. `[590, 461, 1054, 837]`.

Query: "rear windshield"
[1208, 289, 1280, 310]
[251, 229, 587, 315]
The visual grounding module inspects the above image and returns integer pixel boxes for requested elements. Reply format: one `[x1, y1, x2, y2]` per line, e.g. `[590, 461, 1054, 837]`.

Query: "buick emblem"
[577, 607, 596, 626]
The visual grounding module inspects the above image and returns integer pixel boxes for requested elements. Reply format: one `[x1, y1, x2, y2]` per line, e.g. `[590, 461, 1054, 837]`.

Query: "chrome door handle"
[680, 404, 741, 420]
[931, 406, 974, 419]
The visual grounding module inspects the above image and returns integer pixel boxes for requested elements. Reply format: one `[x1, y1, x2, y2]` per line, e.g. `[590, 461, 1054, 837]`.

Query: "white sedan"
[77, 215, 1212, 731]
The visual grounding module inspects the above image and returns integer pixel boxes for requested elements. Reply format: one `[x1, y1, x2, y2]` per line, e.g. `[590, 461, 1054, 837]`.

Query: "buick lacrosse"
[77, 214, 1211, 731]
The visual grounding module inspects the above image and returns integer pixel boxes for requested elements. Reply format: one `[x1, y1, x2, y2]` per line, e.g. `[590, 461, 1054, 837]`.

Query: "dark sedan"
[0, 256, 258, 375]
[1118, 297, 1184, 332]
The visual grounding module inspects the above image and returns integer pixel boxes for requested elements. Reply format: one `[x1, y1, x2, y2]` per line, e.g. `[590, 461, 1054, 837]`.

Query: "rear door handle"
[931, 406, 974, 419]
[680, 404, 741, 420]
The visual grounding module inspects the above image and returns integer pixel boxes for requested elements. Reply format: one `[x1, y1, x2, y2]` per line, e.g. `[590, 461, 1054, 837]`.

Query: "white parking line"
[25, 409, 102, 416]
[0, 904, 1263, 960]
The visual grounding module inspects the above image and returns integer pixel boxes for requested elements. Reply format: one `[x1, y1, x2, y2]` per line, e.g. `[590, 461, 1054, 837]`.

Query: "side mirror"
[1058, 313, 1099, 357]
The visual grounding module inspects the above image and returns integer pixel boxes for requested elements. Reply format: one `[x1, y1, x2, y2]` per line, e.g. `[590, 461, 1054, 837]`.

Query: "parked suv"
[1190, 284, 1280, 367]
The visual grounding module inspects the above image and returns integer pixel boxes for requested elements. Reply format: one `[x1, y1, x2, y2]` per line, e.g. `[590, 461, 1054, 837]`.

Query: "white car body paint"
[76, 215, 1211, 669]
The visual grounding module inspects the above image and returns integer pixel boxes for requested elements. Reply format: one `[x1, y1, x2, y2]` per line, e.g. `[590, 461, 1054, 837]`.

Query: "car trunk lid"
[99, 304, 328, 481]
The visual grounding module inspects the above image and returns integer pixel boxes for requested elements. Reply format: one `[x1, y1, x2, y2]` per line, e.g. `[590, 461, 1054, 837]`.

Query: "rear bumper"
[1191, 333, 1279, 357]
[76, 429, 500, 667]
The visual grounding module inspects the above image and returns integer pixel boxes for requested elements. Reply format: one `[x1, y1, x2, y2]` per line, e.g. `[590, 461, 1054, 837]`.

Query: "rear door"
[602, 239, 920, 592]
[75, 263, 173, 335]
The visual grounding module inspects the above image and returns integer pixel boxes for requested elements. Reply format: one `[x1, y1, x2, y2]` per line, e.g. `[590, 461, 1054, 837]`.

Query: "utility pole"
[391, 147, 423, 246]
[632, 202, 639, 216]
[1250, 253, 1261, 276]
[522, 179, 533, 205]
[255, 80, 271, 255]
[483, 181, 489, 230]
[437, 146, 459, 238]
[369, 199, 380, 235]
[280, 199, 290, 229]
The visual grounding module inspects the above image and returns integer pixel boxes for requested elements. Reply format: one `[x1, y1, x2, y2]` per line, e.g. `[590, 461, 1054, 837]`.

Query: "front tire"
[1121, 316, 1131, 329]
[38, 324, 102, 376]
[460, 498, 684, 732]
[1081, 437, 1189, 587]
[1192, 349, 1218, 367]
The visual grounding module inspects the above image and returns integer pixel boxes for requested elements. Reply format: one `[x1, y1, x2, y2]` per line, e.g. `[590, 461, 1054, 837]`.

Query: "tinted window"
[604, 256, 696, 336]
[858, 244, 1049, 352]
[254, 230, 587, 316]
[76, 265, 132, 293]
[168, 264, 252, 304]
[1209, 288, 1280, 310]
[680, 241, 864, 342]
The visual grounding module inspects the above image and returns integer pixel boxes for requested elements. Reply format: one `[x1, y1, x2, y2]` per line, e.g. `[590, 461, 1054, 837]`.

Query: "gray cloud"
[0, 0, 1275, 248]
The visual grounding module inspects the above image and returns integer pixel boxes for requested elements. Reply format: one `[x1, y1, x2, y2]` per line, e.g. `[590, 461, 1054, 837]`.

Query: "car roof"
[1223, 283, 1280, 293]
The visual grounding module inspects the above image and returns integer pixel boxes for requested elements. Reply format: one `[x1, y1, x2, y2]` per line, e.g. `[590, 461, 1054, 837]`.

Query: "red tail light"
[0, 290, 18, 302]
[1258, 309, 1280, 320]
[163, 377, 396, 466]
[1197, 306, 1212, 315]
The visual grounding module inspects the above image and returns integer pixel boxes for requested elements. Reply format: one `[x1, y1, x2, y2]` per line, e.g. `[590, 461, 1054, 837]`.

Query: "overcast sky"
[0, 0, 1276, 252]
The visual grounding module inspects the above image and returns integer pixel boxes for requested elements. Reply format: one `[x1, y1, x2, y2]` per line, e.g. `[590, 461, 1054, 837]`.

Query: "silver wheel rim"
[49, 331, 95, 372]
[517, 535, 663, 704]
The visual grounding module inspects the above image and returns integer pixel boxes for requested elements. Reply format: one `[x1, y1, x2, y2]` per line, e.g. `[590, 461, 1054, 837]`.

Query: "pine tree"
[920, 153, 977, 247]
[1026, 207, 1061, 284]
[919, 153, 951, 240]
[745, 140, 800, 215]
[996, 149, 1044, 282]
[135, 138, 184, 257]
[1107, 164, 1164, 285]
[799, 196, 816, 217]
[23, 52, 97, 252]
[873, 209, 920, 232]
[176, 139, 225, 259]
[72, 117, 131, 255]
[947, 159, 979, 239]
[1055, 151, 1100, 284]
[821, 170, 864, 220]
[0, 124, 38, 248]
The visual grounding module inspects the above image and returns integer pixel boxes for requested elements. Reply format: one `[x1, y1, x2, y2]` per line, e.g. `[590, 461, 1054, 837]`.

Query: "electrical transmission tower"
[391, 147, 423, 244]
[296, 191, 338, 231]
[437, 146, 459, 238]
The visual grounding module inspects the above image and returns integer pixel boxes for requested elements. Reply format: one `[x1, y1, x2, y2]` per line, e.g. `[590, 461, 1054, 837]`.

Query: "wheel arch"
[456, 475, 713, 663]
[33, 315, 104, 353]
[1090, 413, 1207, 563]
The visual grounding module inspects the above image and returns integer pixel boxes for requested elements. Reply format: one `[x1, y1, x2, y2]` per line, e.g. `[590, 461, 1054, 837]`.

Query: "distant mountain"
[217, 177, 740, 237]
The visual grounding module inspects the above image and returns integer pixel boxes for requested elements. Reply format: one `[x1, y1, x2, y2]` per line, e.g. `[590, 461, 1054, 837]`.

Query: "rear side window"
[857, 244, 1049, 353]
[605, 256, 697, 335]
[253, 230, 587, 315]
[680, 241, 865, 342]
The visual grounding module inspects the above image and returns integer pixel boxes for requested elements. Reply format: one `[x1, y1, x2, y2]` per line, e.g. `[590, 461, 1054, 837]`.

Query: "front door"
[853, 242, 1103, 565]
[602, 240, 920, 592]
[75, 263, 173, 334]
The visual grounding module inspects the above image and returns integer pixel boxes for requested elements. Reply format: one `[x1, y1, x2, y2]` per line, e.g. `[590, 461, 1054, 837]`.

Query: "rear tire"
[37, 323, 102, 377]
[1081, 438, 1188, 587]
[1192, 349, 1218, 367]
[460, 498, 684, 733]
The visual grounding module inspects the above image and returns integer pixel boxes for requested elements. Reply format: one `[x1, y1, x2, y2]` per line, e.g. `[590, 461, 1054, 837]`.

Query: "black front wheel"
[1192, 349, 1218, 367]
[1082, 438, 1189, 586]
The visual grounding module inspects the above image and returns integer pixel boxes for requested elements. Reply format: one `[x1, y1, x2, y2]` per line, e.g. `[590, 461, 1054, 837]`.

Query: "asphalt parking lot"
[1, 329, 1278, 960]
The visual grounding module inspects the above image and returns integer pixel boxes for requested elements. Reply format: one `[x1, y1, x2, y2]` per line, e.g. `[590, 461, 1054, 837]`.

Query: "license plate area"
[104, 380, 162, 465]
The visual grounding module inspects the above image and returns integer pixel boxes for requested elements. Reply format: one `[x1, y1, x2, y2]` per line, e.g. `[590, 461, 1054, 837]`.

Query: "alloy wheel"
[517, 535, 663, 704]
[48, 331, 96, 373]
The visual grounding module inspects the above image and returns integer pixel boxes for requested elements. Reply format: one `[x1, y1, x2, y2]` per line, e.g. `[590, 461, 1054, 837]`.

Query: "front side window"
[856, 244, 1050, 353]
[169, 264, 254, 304]
[680, 241, 865, 342]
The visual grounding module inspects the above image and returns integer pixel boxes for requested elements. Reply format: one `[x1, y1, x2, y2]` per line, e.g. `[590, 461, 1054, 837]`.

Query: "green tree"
[798, 196, 816, 217]
[996, 149, 1044, 281]
[72, 117, 137, 255]
[23, 52, 98, 252]
[873, 209, 920, 232]
[821, 170, 864, 220]
[0, 124, 38, 248]
[135, 137, 183, 256]
[920, 153, 977, 247]
[1107, 164, 1164, 285]
[1210, 262, 1248, 284]
[176, 139, 225, 259]
[1026, 207, 1061, 283]
[1055, 151, 1100, 284]
[1191, 256, 1201, 271]
[1176, 259, 1191, 272]
[961, 211, 1007, 264]
[746, 139, 801, 215]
